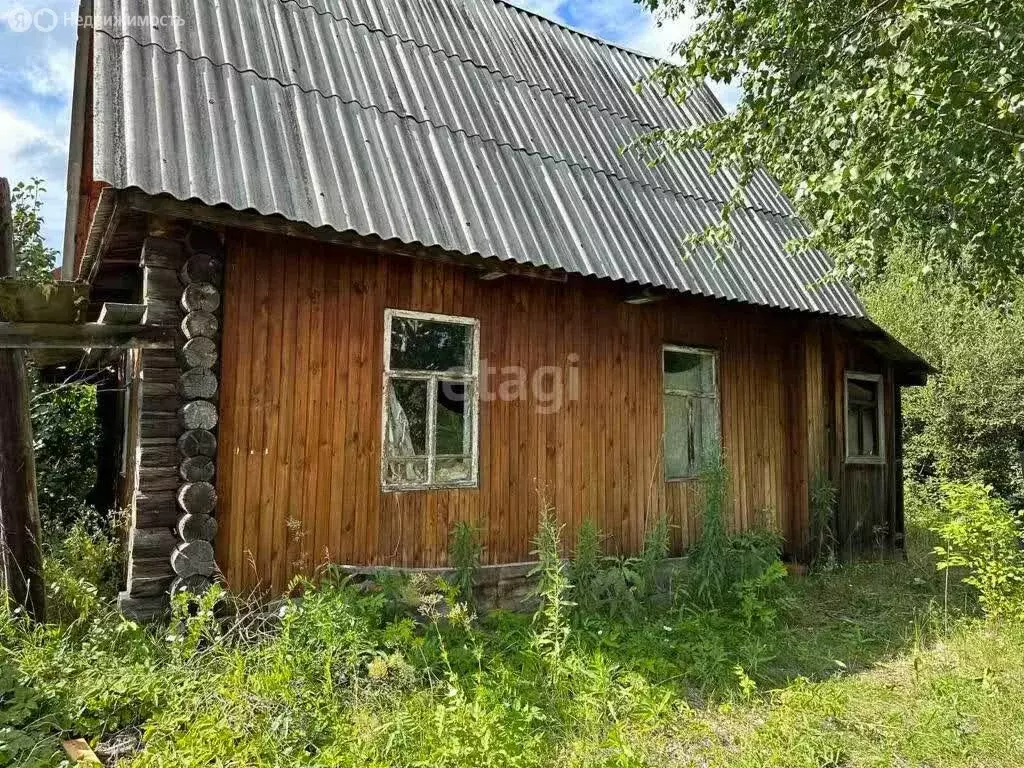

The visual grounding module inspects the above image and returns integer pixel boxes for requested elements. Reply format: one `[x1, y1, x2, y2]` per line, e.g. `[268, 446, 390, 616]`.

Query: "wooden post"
[0, 179, 13, 277]
[0, 177, 46, 621]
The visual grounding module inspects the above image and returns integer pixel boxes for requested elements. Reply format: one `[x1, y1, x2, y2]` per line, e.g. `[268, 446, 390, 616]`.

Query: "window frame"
[844, 371, 886, 465]
[380, 308, 481, 491]
[662, 344, 721, 482]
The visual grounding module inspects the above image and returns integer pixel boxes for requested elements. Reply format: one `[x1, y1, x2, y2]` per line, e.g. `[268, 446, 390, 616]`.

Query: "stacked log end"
[170, 243, 225, 598]
[118, 227, 225, 621]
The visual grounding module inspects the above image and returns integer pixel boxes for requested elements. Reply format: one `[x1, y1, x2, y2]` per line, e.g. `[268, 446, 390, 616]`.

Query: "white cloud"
[24, 44, 75, 98]
[622, 10, 697, 58]
[0, 102, 69, 256]
[619, 6, 742, 112]
[508, 0, 565, 16]
[0, 0, 78, 253]
[0, 104, 61, 162]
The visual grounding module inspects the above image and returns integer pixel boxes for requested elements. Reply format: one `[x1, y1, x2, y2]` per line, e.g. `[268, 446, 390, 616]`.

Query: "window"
[845, 372, 884, 463]
[381, 309, 480, 490]
[663, 346, 719, 480]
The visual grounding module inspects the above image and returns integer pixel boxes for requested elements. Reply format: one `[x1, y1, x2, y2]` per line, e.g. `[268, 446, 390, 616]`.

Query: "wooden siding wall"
[830, 332, 900, 553]
[215, 230, 890, 593]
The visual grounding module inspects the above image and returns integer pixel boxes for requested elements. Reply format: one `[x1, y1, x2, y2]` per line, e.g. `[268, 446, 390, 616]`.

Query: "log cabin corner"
[60, 0, 930, 619]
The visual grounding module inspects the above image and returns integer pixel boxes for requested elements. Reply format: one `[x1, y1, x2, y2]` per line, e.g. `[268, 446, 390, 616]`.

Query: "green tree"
[637, 0, 1024, 296]
[863, 247, 1024, 501]
[11, 178, 58, 282]
[8, 178, 101, 535]
[30, 383, 101, 537]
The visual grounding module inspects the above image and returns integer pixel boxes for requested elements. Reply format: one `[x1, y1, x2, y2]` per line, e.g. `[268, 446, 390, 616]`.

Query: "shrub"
[587, 556, 645, 618]
[11, 178, 58, 283]
[734, 560, 789, 629]
[43, 525, 121, 625]
[566, 513, 673, 620]
[728, 523, 785, 584]
[932, 482, 1024, 621]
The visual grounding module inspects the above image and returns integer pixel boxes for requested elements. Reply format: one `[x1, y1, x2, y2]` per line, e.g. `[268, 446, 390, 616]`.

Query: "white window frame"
[844, 371, 886, 465]
[663, 344, 720, 482]
[381, 308, 480, 491]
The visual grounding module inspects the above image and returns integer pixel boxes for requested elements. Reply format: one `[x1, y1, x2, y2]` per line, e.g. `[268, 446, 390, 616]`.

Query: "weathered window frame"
[380, 308, 480, 491]
[844, 371, 885, 465]
[663, 344, 720, 482]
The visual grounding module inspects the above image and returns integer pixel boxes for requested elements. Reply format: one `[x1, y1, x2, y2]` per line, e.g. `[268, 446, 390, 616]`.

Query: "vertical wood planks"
[214, 230, 896, 590]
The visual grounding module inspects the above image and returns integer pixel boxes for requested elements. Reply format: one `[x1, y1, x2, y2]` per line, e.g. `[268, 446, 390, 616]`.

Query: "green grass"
[2, 531, 1021, 768]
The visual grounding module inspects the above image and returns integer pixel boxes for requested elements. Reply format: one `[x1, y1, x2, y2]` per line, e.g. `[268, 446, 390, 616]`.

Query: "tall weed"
[570, 518, 603, 611]
[528, 494, 573, 676]
[5, 508, 1020, 767]
[449, 520, 483, 604]
[689, 449, 731, 606]
[638, 512, 671, 596]
[809, 471, 839, 570]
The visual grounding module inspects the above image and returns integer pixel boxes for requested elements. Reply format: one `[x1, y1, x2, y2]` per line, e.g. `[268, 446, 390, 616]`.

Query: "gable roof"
[87, 0, 865, 317]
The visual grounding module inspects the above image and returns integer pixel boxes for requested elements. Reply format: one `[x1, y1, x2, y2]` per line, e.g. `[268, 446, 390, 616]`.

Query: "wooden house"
[61, 0, 929, 617]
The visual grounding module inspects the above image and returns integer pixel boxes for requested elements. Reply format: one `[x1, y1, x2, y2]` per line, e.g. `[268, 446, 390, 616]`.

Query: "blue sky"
[0, 0, 736, 256]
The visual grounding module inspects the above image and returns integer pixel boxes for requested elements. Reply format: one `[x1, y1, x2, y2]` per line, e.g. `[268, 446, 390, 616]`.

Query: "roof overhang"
[91, 189, 932, 385]
[840, 317, 935, 385]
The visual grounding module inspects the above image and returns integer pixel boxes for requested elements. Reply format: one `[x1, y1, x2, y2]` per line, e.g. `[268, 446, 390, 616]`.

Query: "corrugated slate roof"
[90, 0, 867, 317]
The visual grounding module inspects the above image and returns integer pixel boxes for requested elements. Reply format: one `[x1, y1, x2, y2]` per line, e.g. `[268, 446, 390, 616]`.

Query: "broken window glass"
[382, 311, 478, 489]
[390, 316, 472, 373]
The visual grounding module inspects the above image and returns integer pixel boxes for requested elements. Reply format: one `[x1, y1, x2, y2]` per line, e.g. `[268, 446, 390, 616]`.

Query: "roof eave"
[61, 0, 94, 279]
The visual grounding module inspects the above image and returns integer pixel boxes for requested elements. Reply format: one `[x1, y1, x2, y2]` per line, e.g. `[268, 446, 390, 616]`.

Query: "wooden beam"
[81, 186, 120, 284]
[62, 738, 102, 765]
[98, 302, 147, 325]
[623, 288, 668, 305]
[0, 322, 176, 350]
[0, 177, 46, 622]
[125, 190, 568, 284]
[0, 178, 12, 278]
[0, 279, 89, 324]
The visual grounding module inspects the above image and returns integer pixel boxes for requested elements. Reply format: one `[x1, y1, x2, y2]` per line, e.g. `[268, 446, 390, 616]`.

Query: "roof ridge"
[488, 0, 664, 64]
[277, 0, 705, 133]
[481, 1, 734, 133]
[98, 28, 792, 222]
